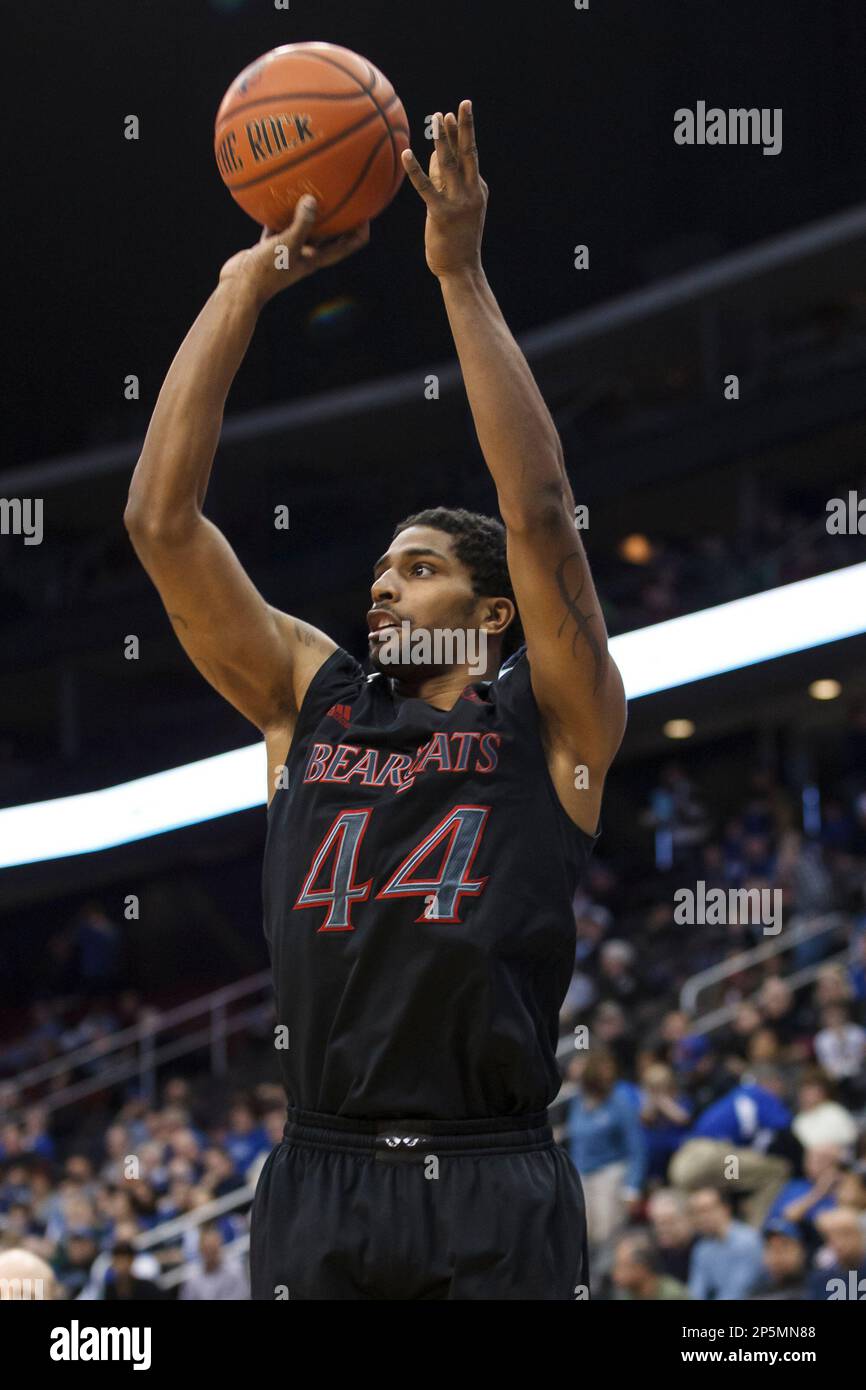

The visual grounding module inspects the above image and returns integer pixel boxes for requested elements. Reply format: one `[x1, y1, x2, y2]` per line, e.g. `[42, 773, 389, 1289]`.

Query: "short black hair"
[619, 1231, 661, 1273]
[392, 506, 524, 662]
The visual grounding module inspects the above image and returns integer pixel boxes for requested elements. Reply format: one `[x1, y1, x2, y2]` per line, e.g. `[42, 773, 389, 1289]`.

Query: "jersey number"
[293, 805, 490, 931]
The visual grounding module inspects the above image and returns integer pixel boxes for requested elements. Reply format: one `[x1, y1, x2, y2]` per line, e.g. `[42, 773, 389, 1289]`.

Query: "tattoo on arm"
[554, 551, 607, 694]
[293, 621, 319, 649]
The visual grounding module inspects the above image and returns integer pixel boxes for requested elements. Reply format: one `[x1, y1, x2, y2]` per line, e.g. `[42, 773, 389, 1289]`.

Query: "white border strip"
[612, 560, 866, 699]
[1, 562, 864, 867]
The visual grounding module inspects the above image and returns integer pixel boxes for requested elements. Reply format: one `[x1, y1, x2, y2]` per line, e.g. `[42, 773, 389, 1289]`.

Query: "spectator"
[247, 1109, 286, 1186]
[747, 1027, 782, 1064]
[808, 1209, 866, 1301]
[646, 1189, 696, 1284]
[643, 763, 710, 866]
[77, 1222, 161, 1300]
[592, 1000, 637, 1076]
[597, 941, 640, 1007]
[639, 1063, 692, 1182]
[566, 1048, 647, 1281]
[611, 1231, 691, 1300]
[179, 1225, 248, 1300]
[813, 964, 854, 1011]
[814, 1004, 866, 1107]
[53, 1228, 99, 1299]
[222, 1104, 269, 1179]
[756, 978, 810, 1060]
[836, 1163, 866, 1216]
[792, 1070, 858, 1152]
[103, 1241, 163, 1301]
[766, 1144, 842, 1233]
[749, 1220, 809, 1300]
[687, 1188, 764, 1300]
[668, 1066, 793, 1225]
[72, 901, 123, 997]
[0, 1248, 57, 1300]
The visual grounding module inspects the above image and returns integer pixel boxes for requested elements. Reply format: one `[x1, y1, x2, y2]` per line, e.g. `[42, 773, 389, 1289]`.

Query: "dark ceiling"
[7, 0, 866, 468]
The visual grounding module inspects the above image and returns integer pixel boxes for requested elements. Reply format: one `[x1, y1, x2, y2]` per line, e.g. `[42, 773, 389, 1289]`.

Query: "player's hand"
[218, 196, 370, 306]
[402, 101, 487, 279]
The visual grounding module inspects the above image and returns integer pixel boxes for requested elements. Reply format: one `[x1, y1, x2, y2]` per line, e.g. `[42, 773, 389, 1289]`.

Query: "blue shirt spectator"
[766, 1178, 836, 1228]
[690, 1082, 791, 1150]
[639, 1068, 693, 1182]
[567, 1084, 647, 1195]
[689, 1220, 764, 1299]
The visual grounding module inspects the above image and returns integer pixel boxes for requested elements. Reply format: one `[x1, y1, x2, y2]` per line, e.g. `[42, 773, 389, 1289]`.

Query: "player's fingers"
[433, 111, 460, 186]
[278, 195, 319, 247]
[457, 100, 479, 178]
[314, 222, 371, 266]
[402, 148, 439, 202]
[443, 111, 460, 160]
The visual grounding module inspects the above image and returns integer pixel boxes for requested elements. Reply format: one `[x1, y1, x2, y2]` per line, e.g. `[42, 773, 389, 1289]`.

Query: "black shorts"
[250, 1108, 589, 1301]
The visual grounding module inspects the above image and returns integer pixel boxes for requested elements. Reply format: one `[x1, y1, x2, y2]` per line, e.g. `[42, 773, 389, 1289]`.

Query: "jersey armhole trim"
[266, 646, 359, 820]
[499, 648, 602, 852]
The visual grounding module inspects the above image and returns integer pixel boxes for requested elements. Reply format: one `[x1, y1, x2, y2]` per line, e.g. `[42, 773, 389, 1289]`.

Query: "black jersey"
[262, 643, 598, 1121]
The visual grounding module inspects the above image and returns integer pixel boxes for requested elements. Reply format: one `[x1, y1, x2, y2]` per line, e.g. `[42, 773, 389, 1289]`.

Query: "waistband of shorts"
[281, 1106, 554, 1157]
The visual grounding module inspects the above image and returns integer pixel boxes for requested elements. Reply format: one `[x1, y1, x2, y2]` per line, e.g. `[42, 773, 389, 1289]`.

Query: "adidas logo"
[327, 703, 353, 728]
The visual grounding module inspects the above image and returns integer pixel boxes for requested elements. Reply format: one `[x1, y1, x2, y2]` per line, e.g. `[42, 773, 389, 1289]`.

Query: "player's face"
[367, 526, 481, 675]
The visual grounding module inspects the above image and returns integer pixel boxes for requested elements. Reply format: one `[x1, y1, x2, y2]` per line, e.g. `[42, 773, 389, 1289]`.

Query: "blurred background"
[2, 0, 866, 1301]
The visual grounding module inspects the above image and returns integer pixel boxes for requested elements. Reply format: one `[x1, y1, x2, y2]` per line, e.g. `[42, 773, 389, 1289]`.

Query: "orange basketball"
[214, 42, 410, 238]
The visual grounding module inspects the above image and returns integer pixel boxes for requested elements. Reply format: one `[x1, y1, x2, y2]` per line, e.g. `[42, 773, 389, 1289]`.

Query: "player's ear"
[481, 597, 514, 639]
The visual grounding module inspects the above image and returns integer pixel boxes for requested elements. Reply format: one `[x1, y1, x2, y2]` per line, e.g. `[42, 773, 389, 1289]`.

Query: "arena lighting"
[663, 719, 695, 740]
[617, 533, 654, 565]
[0, 562, 864, 867]
[612, 561, 866, 700]
[0, 746, 268, 869]
[809, 678, 842, 701]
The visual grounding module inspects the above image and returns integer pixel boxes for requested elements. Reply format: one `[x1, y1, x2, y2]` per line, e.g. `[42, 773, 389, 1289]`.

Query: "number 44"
[293, 805, 490, 930]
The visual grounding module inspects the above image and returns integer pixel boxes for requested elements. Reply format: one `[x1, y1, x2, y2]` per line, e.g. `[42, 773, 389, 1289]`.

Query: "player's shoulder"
[493, 645, 526, 682]
[487, 643, 531, 702]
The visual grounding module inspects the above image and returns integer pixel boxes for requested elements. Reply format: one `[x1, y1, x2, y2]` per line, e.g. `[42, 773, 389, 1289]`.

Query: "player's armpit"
[125, 510, 336, 733]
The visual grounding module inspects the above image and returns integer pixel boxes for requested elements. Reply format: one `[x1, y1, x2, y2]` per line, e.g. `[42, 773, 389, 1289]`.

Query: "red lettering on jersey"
[304, 742, 334, 782]
[449, 731, 481, 771]
[476, 732, 501, 773]
[370, 752, 414, 788]
[343, 748, 379, 784]
[327, 744, 362, 782]
[412, 732, 452, 774]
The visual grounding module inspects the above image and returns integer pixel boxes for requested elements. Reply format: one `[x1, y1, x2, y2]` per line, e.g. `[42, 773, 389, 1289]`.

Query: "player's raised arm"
[402, 104, 626, 821]
[124, 200, 369, 735]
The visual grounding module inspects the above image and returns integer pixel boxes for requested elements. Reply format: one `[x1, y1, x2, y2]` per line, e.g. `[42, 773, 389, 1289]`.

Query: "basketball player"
[125, 101, 626, 1300]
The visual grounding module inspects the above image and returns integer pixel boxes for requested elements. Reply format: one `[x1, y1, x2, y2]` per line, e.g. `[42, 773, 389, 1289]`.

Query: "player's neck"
[391, 662, 499, 710]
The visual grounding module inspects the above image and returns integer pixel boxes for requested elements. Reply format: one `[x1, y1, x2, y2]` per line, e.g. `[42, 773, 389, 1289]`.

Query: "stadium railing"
[680, 910, 849, 1029]
[9, 970, 273, 1119]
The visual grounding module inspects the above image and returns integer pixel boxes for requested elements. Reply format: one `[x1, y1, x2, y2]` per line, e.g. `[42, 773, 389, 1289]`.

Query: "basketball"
[214, 42, 410, 238]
